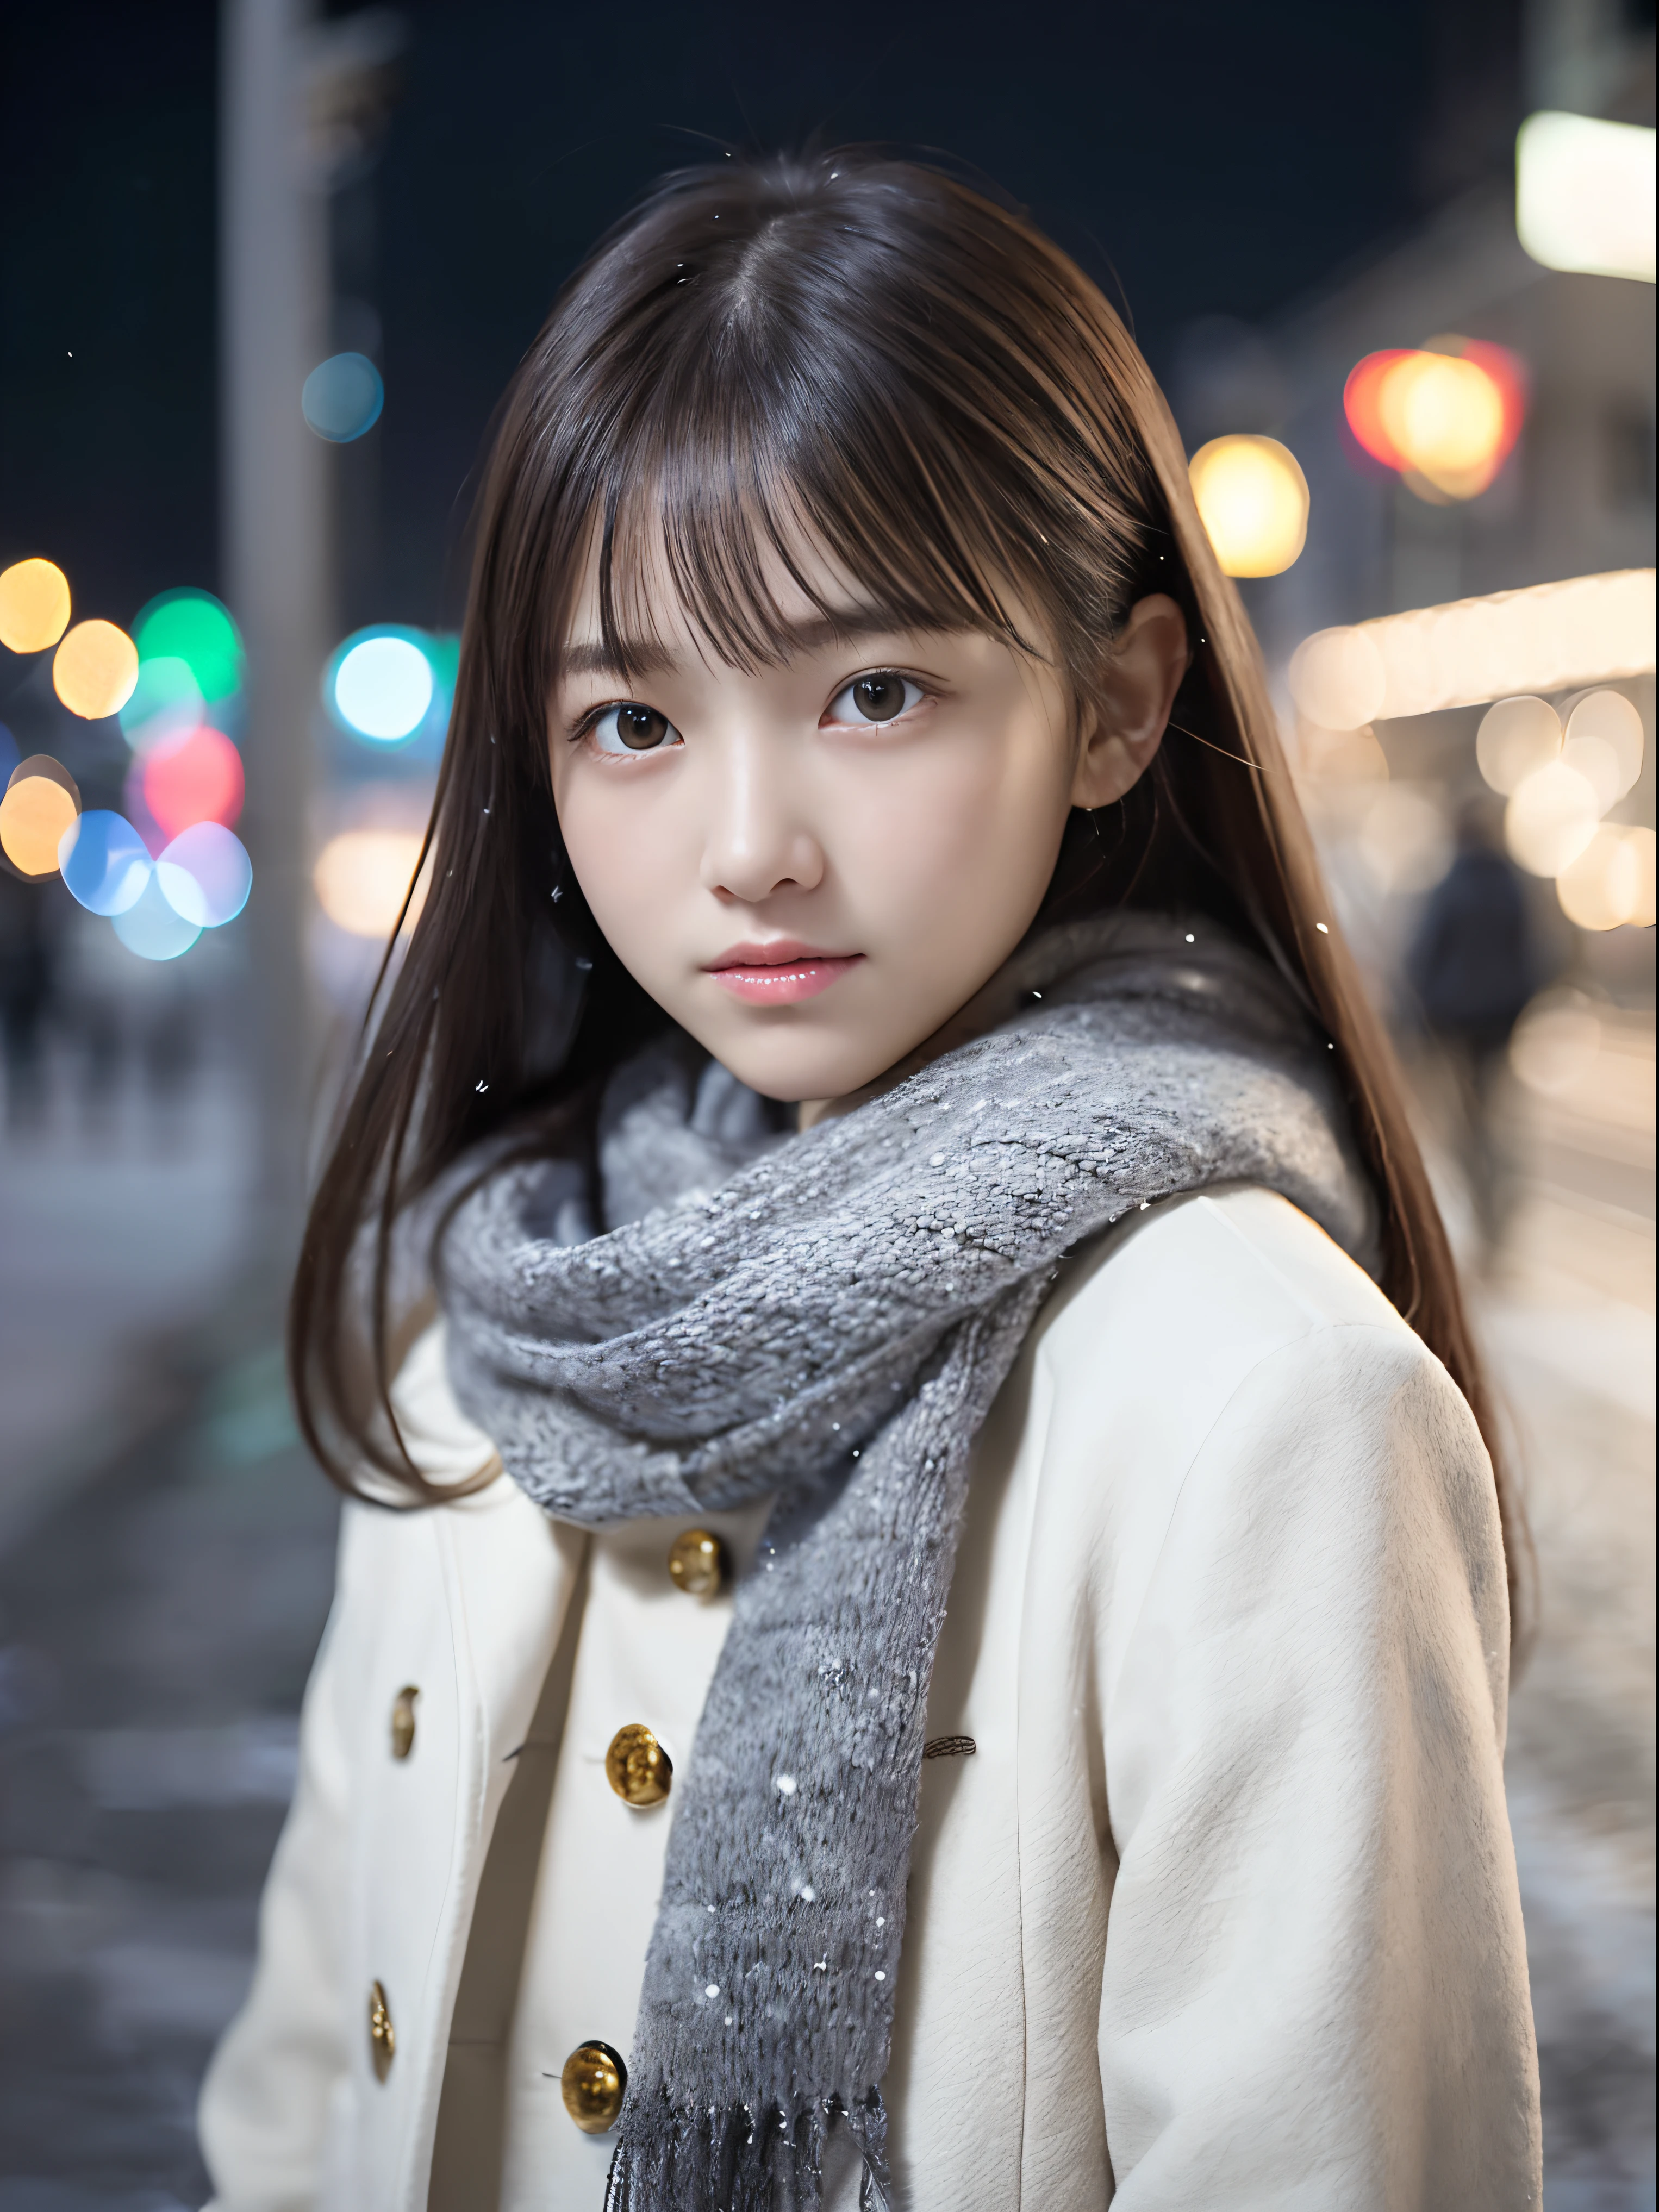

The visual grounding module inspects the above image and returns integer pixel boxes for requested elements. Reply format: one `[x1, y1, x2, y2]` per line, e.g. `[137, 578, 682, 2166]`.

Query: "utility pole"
[221, 0, 330, 1277]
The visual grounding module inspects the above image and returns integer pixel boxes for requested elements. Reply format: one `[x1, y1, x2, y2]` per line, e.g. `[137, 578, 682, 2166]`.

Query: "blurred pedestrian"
[0, 870, 59, 1130]
[1406, 795, 1539, 1266]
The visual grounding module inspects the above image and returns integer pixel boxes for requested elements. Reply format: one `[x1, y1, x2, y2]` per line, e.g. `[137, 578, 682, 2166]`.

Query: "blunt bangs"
[548, 164, 1157, 690]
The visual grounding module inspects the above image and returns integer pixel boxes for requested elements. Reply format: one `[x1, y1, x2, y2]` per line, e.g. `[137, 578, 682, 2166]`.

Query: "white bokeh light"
[332, 635, 435, 742]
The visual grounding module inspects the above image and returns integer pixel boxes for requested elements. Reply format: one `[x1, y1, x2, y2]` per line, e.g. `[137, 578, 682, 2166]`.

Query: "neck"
[794, 915, 1132, 1137]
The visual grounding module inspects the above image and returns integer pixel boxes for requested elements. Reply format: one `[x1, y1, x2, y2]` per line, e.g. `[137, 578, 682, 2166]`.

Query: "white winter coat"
[198, 1186, 1542, 2210]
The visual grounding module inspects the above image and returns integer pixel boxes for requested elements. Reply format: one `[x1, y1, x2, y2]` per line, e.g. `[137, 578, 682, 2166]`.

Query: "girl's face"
[548, 533, 1186, 1109]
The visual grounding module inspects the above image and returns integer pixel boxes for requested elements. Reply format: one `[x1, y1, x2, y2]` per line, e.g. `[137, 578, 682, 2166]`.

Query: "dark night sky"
[1, 0, 1522, 652]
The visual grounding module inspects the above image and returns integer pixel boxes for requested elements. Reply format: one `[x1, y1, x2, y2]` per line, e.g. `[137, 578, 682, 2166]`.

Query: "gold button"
[560, 2039, 627, 2133]
[368, 1980, 395, 2082]
[390, 1686, 419, 1761]
[605, 1722, 672, 1807]
[667, 1527, 728, 1600]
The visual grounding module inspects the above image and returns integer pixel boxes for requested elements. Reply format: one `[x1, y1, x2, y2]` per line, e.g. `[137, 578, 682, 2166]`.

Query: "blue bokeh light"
[325, 627, 437, 743]
[301, 352, 385, 443]
[111, 871, 202, 961]
[58, 810, 153, 915]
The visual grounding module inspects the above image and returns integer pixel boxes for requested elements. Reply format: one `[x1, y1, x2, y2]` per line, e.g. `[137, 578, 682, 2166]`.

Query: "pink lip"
[705, 941, 865, 1005]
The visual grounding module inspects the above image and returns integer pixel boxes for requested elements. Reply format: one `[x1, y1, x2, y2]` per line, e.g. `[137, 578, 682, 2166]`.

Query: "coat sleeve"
[1096, 1321, 1541, 2211]
[197, 1515, 357, 2211]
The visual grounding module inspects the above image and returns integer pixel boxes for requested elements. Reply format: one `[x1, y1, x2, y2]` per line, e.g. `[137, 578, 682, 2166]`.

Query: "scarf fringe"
[603, 2089, 890, 2212]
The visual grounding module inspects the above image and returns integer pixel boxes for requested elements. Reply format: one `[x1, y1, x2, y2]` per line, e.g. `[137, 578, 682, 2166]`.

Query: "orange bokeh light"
[1343, 339, 1525, 499]
[1, 772, 80, 878]
[0, 559, 72, 654]
[52, 618, 140, 719]
[140, 724, 245, 841]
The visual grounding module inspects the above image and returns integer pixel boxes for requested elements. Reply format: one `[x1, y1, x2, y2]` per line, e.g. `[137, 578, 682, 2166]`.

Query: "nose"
[699, 730, 825, 904]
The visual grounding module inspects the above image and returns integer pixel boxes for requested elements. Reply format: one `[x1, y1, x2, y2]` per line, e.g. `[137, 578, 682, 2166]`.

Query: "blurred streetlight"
[1517, 112, 1657, 284]
[313, 828, 427, 937]
[0, 560, 72, 654]
[1556, 826, 1657, 930]
[325, 628, 436, 742]
[1294, 571, 1655, 723]
[52, 621, 139, 720]
[1, 765, 79, 878]
[1344, 340, 1525, 502]
[1188, 434, 1308, 577]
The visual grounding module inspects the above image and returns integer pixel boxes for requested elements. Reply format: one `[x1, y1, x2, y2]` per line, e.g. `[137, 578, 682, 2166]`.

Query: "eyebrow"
[557, 609, 958, 683]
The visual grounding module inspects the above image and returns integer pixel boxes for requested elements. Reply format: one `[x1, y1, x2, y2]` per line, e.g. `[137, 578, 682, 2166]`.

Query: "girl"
[200, 153, 1540, 2211]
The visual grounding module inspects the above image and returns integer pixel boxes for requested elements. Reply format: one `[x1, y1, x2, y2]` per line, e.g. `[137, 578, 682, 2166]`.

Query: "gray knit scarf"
[437, 912, 1375, 2211]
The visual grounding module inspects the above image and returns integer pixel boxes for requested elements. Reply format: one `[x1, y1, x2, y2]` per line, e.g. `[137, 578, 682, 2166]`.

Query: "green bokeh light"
[426, 634, 460, 700]
[133, 590, 245, 704]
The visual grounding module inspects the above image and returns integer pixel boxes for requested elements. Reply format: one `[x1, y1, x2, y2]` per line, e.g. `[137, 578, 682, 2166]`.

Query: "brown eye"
[853, 674, 905, 721]
[591, 702, 681, 755]
[828, 672, 922, 726]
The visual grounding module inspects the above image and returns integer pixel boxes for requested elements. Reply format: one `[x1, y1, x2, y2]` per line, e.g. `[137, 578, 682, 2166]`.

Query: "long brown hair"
[290, 149, 1530, 1635]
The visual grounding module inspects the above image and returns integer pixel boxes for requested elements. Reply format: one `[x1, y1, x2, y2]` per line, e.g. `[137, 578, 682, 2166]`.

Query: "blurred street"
[0, 1020, 258, 1558]
[0, 1018, 334, 2210]
[0, 1015, 1651, 2209]
[1468, 1009, 1656, 2210]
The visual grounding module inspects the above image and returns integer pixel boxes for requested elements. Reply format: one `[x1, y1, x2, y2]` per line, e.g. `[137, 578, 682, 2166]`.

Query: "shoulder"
[1032, 1181, 1423, 1408]
[1014, 1186, 1492, 1613]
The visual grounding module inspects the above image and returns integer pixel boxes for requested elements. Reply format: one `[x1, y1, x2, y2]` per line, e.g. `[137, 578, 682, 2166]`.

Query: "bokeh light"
[1517, 112, 1657, 284]
[1, 758, 80, 878]
[120, 654, 205, 755]
[1344, 340, 1524, 501]
[1295, 570, 1654, 722]
[57, 810, 153, 915]
[1188, 435, 1308, 577]
[8, 753, 79, 803]
[133, 590, 245, 704]
[156, 821, 253, 927]
[1563, 689, 1643, 802]
[111, 870, 202, 961]
[0, 558, 72, 653]
[301, 352, 385, 442]
[53, 618, 140, 720]
[327, 629, 436, 742]
[1288, 627, 1388, 730]
[1505, 760, 1601, 877]
[1623, 828, 1656, 928]
[141, 723, 245, 841]
[1476, 696, 1561, 793]
[313, 828, 427, 936]
[1555, 826, 1657, 932]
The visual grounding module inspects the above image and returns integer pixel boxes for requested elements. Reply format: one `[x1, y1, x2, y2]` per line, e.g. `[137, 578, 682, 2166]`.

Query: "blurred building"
[1194, 0, 1659, 1030]
[1202, 22, 1658, 2199]
[1261, 17, 1654, 648]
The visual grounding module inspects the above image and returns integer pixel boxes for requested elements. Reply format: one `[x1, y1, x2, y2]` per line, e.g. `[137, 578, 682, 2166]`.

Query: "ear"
[1070, 593, 1189, 810]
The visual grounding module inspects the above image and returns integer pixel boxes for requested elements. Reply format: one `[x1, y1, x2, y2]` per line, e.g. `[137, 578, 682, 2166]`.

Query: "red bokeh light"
[1342, 349, 1417, 469]
[1458, 340, 1528, 458]
[140, 724, 245, 842]
[1343, 340, 1527, 495]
